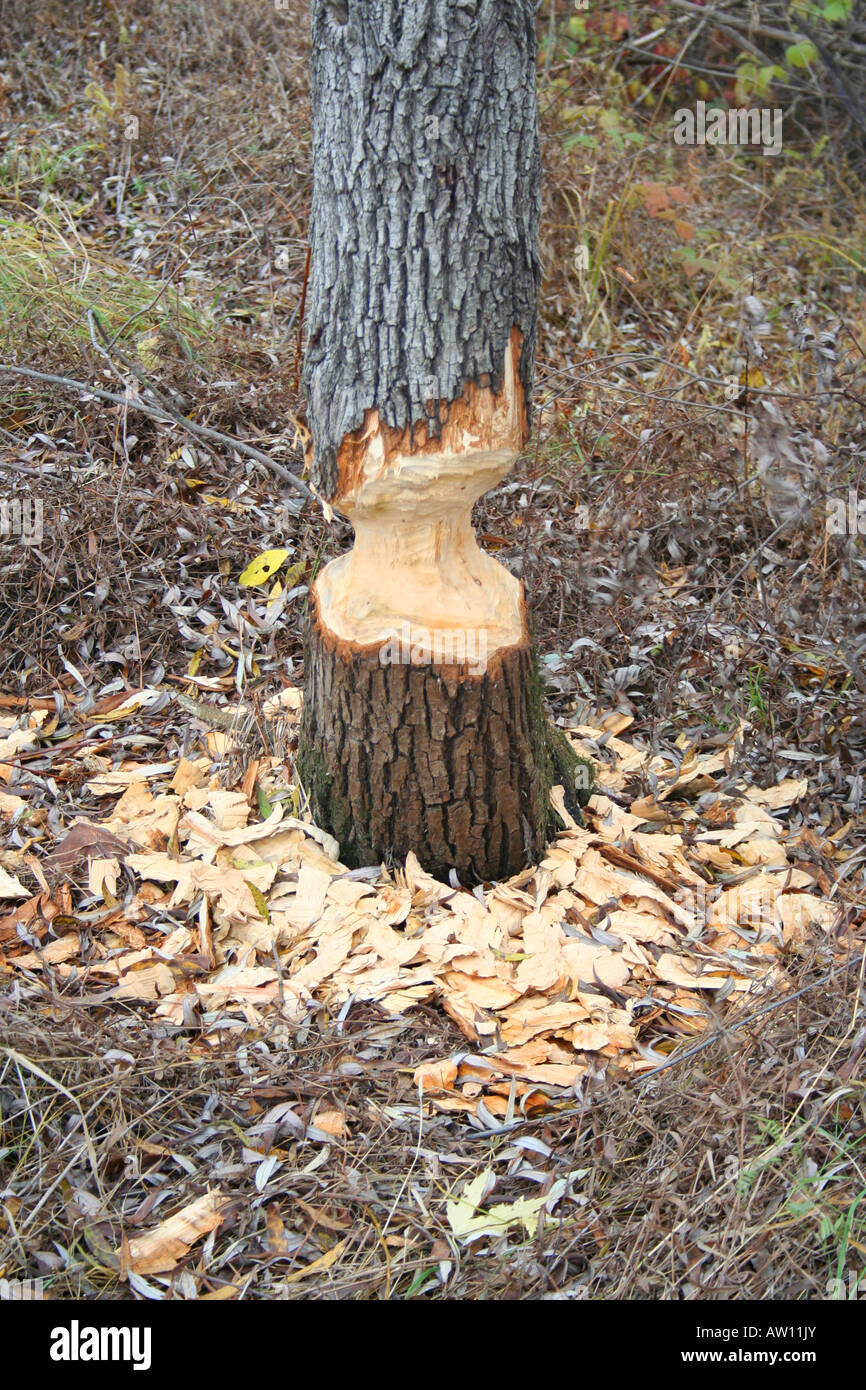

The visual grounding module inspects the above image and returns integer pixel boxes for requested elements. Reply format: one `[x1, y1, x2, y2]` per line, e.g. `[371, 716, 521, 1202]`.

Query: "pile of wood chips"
[0, 694, 846, 1118]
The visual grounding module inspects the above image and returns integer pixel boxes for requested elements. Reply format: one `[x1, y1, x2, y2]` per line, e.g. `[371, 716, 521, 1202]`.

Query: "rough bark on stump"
[299, 590, 549, 882]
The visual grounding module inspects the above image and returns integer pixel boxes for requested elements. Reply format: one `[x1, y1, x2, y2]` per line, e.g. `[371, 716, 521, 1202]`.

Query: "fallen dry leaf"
[414, 1058, 459, 1092]
[284, 1237, 349, 1283]
[123, 1191, 228, 1274]
[45, 822, 129, 879]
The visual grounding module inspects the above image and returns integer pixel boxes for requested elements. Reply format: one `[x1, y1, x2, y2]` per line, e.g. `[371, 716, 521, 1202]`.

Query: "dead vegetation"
[2, 946, 863, 1300]
[0, 0, 864, 1299]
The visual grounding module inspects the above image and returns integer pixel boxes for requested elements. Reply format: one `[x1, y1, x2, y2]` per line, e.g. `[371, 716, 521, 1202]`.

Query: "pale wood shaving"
[8, 715, 848, 1119]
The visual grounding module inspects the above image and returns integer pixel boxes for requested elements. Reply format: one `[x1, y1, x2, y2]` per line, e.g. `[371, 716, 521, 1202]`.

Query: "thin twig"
[0, 363, 317, 505]
[88, 308, 189, 415]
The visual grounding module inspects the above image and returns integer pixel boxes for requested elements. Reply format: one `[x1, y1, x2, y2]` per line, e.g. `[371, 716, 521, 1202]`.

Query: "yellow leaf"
[187, 648, 203, 678]
[282, 560, 307, 589]
[445, 1169, 555, 1244]
[239, 549, 290, 587]
[137, 333, 162, 371]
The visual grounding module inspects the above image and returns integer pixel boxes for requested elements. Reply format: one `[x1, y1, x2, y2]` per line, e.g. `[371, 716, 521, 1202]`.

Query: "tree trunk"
[299, 0, 557, 883]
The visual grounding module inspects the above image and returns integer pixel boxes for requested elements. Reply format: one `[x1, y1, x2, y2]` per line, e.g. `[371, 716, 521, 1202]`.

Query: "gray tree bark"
[303, 0, 541, 501]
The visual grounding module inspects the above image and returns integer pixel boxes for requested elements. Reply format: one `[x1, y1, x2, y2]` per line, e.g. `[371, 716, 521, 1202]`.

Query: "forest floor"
[0, 1, 864, 1300]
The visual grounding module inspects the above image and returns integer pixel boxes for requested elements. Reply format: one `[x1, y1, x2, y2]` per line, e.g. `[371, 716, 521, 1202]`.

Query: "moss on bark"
[526, 645, 595, 836]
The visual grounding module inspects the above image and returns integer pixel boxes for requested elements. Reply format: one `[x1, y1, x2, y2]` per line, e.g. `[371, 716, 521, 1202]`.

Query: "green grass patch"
[0, 211, 208, 363]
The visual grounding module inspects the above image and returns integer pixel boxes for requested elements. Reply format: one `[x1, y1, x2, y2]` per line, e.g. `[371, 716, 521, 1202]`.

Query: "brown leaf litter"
[120, 1191, 229, 1277]
[0, 700, 857, 1121]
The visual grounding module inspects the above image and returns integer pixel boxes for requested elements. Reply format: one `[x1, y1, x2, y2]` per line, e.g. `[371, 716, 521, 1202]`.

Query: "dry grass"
[0, 213, 207, 363]
[1, 945, 863, 1300]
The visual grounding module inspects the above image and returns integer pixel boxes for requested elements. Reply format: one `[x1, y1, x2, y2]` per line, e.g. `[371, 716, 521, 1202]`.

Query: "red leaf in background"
[602, 10, 630, 40]
[641, 182, 670, 217]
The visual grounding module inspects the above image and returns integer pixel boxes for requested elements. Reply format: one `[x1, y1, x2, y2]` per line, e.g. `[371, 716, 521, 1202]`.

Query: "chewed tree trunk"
[299, 0, 574, 882]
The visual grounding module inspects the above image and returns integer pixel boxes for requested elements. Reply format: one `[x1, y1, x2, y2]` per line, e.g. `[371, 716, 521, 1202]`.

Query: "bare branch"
[0, 363, 317, 507]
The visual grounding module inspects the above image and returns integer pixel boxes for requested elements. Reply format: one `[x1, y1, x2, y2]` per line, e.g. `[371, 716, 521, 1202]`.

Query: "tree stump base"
[298, 589, 554, 884]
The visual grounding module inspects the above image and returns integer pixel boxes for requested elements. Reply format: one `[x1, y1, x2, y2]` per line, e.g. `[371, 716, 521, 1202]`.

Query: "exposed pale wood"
[316, 332, 526, 656]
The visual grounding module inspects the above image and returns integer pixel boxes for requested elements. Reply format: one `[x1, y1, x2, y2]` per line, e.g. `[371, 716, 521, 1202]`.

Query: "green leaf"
[403, 1268, 438, 1298]
[785, 40, 818, 68]
[822, 0, 851, 21]
[245, 880, 271, 923]
[256, 785, 274, 821]
[756, 65, 778, 97]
